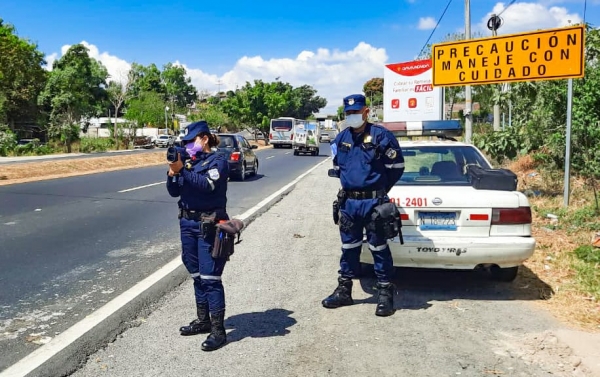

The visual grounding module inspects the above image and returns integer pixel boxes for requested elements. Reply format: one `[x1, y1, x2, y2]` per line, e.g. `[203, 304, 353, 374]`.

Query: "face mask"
[345, 114, 365, 129]
[185, 138, 205, 155]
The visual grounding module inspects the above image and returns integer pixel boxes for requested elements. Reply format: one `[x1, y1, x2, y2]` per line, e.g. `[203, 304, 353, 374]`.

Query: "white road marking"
[285, 151, 291, 155]
[118, 182, 163, 193]
[266, 156, 275, 160]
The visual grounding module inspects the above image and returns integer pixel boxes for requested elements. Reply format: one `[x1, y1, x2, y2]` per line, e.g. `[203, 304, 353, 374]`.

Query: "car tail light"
[290, 134, 293, 140]
[269, 133, 273, 140]
[491, 207, 532, 225]
[400, 214, 409, 221]
[230, 152, 241, 162]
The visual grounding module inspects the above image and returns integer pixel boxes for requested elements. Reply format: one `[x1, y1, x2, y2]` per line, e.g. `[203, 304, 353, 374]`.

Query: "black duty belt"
[345, 189, 387, 200]
[179, 209, 213, 221]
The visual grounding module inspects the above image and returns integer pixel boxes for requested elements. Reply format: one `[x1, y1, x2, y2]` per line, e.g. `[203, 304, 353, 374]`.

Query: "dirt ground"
[0, 141, 272, 186]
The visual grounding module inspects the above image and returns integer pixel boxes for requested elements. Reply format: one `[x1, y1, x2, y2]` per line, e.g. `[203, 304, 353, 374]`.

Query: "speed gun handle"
[167, 147, 179, 182]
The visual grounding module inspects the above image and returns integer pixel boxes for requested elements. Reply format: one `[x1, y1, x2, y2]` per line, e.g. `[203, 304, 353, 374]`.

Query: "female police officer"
[166, 120, 230, 351]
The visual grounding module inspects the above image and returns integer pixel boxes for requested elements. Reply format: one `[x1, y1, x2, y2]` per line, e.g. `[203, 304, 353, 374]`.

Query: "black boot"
[201, 310, 227, 351]
[179, 303, 211, 336]
[322, 277, 354, 308]
[375, 282, 395, 317]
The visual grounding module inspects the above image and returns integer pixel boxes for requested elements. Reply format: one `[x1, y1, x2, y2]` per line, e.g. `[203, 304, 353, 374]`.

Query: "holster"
[200, 212, 217, 238]
[333, 189, 348, 227]
[367, 202, 403, 243]
[212, 219, 244, 260]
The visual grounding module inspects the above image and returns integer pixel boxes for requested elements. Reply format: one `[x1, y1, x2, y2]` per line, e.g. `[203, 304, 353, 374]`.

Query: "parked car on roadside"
[216, 133, 259, 181]
[358, 120, 535, 282]
[155, 135, 174, 148]
[133, 136, 155, 149]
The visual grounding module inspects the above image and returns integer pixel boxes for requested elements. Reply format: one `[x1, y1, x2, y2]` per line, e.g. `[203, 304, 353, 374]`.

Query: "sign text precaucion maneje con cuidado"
[432, 26, 585, 86]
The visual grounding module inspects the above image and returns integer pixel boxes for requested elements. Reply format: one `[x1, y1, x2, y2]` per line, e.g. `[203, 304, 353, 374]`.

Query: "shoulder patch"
[208, 168, 220, 180]
[385, 148, 397, 159]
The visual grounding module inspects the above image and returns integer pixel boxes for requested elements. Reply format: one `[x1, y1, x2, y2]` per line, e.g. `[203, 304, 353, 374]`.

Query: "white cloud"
[46, 41, 388, 115]
[477, 2, 582, 36]
[418, 17, 437, 30]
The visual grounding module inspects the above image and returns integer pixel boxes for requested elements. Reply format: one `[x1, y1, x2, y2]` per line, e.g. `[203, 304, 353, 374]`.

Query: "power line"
[496, 0, 516, 17]
[583, 0, 587, 23]
[417, 0, 454, 58]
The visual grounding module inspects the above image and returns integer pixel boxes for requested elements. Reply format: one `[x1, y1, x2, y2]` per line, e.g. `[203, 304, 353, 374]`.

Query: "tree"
[128, 63, 163, 98]
[0, 18, 47, 129]
[123, 91, 166, 131]
[290, 85, 327, 119]
[107, 70, 136, 150]
[161, 62, 197, 110]
[38, 43, 108, 152]
[363, 78, 384, 107]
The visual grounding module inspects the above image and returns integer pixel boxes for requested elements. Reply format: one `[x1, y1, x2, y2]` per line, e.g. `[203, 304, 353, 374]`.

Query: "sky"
[2, 0, 599, 114]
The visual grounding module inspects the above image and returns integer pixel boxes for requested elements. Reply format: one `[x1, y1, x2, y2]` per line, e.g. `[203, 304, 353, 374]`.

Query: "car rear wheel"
[250, 160, 258, 177]
[490, 265, 519, 282]
[237, 163, 246, 181]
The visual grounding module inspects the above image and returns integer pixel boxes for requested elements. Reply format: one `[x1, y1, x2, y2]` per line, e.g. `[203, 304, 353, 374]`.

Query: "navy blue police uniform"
[166, 120, 230, 351]
[322, 94, 405, 317]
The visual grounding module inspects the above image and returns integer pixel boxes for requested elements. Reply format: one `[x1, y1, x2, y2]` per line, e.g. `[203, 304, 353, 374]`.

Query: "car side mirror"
[251, 145, 258, 149]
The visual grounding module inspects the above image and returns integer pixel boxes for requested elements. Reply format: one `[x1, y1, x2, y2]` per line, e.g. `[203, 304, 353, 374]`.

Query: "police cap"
[182, 120, 210, 142]
[343, 94, 367, 112]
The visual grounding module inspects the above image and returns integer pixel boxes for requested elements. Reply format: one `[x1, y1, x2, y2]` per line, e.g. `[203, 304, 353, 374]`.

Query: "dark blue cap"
[343, 94, 367, 112]
[182, 120, 210, 142]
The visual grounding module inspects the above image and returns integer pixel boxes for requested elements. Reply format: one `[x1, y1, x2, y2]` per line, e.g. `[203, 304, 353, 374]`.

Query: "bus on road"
[269, 117, 305, 148]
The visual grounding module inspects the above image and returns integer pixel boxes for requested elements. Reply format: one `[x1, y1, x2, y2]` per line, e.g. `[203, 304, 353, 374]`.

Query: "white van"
[293, 122, 320, 156]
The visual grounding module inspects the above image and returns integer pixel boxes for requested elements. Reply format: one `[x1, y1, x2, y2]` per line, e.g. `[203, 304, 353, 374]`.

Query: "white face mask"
[345, 114, 365, 129]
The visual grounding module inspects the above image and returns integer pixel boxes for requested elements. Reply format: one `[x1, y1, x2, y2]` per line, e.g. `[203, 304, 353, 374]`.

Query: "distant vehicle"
[133, 136, 155, 149]
[269, 117, 305, 148]
[216, 133, 259, 181]
[293, 122, 320, 156]
[358, 120, 535, 282]
[319, 132, 331, 143]
[155, 135, 174, 148]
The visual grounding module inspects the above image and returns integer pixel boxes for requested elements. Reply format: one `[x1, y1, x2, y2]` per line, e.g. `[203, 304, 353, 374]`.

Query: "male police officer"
[323, 94, 405, 317]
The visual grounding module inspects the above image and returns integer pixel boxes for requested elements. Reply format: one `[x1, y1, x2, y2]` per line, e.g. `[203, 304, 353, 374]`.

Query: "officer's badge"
[364, 135, 372, 143]
[184, 127, 189, 136]
[185, 162, 193, 170]
[385, 148, 397, 159]
[348, 98, 355, 105]
[208, 168, 220, 180]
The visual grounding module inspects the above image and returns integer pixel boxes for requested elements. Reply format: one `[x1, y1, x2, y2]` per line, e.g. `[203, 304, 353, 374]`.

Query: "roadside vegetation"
[0, 17, 326, 157]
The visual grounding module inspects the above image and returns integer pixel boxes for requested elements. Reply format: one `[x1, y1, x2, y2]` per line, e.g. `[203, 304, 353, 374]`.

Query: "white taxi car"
[360, 120, 536, 282]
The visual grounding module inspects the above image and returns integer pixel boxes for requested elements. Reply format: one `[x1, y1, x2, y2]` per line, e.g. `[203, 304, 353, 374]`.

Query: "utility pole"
[464, 0, 473, 142]
[216, 79, 223, 95]
[488, 13, 502, 131]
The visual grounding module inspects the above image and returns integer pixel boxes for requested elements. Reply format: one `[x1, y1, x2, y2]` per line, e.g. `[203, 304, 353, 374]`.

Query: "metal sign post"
[563, 78, 573, 207]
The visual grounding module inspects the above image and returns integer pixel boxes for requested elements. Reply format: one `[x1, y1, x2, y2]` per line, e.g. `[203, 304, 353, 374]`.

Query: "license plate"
[418, 212, 457, 231]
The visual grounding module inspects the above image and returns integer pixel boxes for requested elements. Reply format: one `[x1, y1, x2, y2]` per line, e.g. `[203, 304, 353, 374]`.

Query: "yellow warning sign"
[432, 25, 585, 87]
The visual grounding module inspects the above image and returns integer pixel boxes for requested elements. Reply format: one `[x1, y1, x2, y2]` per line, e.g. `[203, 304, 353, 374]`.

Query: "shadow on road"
[356, 265, 554, 311]
[224, 308, 297, 343]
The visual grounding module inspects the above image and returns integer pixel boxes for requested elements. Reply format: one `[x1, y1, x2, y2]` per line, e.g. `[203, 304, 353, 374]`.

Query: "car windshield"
[396, 145, 491, 186]
[159, 136, 169, 139]
[218, 136, 235, 148]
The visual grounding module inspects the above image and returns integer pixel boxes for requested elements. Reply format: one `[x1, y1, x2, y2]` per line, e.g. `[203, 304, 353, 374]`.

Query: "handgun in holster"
[332, 189, 347, 225]
[200, 212, 217, 238]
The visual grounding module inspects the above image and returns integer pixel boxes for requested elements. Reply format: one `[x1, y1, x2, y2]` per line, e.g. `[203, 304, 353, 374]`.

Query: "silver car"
[155, 135, 174, 148]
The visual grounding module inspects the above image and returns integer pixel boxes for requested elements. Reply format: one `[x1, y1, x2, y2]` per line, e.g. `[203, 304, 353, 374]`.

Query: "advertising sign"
[383, 59, 443, 122]
[432, 25, 585, 86]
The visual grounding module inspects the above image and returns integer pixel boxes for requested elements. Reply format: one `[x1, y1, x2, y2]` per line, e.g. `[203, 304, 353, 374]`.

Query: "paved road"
[0, 145, 330, 371]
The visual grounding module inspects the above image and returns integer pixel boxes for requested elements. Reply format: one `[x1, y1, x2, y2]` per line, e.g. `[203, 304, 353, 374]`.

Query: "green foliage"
[0, 123, 16, 156]
[123, 91, 165, 128]
[189, 106, 230, 131]
[218, 80, 326, 133]
[572, 245, 600, 300]
[79, 137, 113, 153]
[0, 18, 47, 126]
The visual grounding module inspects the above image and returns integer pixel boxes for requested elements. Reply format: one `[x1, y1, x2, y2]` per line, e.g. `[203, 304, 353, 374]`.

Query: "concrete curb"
[0, 157, 331, 377]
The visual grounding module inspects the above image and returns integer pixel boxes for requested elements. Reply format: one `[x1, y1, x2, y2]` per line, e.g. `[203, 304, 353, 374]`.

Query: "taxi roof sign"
[379, 120, 463, 138]
[432, 25, 585, 87]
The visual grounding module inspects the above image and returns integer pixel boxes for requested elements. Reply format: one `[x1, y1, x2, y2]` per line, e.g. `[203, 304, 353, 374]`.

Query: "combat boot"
[201, 310, 227, 351]
[375, 282, 395, 317]
[322, 277, 354, 308]
[179, 303, 211, 336]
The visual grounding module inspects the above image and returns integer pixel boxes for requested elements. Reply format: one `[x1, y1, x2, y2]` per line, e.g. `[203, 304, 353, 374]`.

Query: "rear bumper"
[227, 160, 243, 174]
[360, 235, 536, 269]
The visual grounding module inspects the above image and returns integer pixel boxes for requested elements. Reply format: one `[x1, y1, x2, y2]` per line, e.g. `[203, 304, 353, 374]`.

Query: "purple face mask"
[185, 140, 204, 156]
